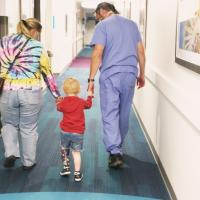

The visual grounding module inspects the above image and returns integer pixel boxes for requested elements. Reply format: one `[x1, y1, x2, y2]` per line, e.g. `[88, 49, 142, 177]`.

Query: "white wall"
[21, 0, 34, 19]
[4, 0, 20, 34]
[50, 0, 86, 74]
[132, 0, 200, 199]
[114, 0, 126, 16]
[74, 4, 84, 58]
[40, 0, 53, 51]
[51, 0, 80, 73]
[2, 0, 34, 35]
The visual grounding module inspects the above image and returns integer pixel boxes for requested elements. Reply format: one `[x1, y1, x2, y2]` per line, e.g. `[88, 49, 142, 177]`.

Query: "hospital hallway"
[0, 47, 170, 200]
[0, 0, 200, 200]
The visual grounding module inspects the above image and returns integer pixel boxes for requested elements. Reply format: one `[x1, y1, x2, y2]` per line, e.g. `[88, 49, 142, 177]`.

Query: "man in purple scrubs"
[88, 2, 145, 168]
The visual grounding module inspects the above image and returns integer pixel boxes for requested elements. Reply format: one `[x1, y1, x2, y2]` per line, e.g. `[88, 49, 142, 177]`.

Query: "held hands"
[88, 90, 93, 97]
[55, 96, 64, 104]
[137, 75, 145, 89]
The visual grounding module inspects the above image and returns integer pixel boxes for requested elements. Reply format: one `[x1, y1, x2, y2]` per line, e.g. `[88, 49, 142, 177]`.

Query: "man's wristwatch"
[88, 78, 95, 83]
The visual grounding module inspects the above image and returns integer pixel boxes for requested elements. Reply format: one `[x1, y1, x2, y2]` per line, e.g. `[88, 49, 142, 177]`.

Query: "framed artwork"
[175, 0, 200, 74]
[138, 0, 148, 47]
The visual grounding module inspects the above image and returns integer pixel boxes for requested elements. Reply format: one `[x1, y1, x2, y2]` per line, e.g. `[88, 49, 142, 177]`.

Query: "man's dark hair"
[95, 2, 119, 14]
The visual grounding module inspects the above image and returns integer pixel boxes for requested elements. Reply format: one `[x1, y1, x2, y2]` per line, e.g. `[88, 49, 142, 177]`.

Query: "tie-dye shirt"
[0, 34, 60, 98]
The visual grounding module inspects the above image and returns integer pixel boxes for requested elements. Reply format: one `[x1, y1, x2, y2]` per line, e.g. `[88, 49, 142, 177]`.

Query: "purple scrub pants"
[99, 72, 137, 155]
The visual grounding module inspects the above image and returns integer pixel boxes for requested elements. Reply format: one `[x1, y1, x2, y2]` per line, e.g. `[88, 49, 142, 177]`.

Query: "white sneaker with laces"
[60, 165, 71, 176]
[74, 171, 83, 182]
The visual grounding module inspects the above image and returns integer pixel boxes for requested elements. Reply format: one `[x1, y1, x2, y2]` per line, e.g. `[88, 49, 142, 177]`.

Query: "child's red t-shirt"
[57, 96, 92, 133]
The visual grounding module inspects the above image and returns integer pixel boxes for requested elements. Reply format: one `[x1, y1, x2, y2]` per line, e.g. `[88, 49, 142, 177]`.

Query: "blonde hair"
[63, 77, 80, 95]
[17, 18, 42, 38]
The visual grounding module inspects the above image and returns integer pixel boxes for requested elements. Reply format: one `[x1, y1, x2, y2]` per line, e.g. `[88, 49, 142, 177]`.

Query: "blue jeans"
[0, 89, 42, 166]
[60, 130, 84, 152]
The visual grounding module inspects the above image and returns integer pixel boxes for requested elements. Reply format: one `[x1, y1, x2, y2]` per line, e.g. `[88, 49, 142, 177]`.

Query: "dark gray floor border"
[132, 105, 177, 200]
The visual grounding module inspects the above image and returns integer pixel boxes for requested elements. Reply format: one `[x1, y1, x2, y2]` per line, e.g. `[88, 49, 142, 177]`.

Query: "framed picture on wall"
[175, 0, 200, 74]
[138, 0, 148, 47]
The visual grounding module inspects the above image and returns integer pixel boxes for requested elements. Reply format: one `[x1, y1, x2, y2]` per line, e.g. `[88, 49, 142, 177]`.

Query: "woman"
[0, 18, 60, 169]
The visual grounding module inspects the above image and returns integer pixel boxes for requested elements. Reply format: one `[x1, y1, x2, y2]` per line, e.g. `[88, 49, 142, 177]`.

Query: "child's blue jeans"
[60, 130, 84, 151]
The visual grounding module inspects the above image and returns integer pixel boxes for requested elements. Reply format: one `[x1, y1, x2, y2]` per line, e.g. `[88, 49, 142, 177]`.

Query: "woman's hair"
[63, 77, 80, 95]
[95, 2, 119, 14]
[17, 18, 42, 38]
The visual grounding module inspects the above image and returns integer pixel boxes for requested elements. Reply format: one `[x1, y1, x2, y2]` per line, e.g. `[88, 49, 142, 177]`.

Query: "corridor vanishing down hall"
[1, 0, 200, 199]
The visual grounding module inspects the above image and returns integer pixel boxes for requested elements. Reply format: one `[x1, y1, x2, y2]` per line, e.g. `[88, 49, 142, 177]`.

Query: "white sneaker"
[60, 165, 71, 176]
[74, 171, 83, 182]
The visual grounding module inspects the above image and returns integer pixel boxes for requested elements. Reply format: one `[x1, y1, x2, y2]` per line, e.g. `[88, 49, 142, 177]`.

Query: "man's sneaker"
[60, 165, 71, 176]
[74, 171, 83, 182]
[23, 163, 36, 170]
[108, 153, 123, 169]
[3, 155, 18, 168]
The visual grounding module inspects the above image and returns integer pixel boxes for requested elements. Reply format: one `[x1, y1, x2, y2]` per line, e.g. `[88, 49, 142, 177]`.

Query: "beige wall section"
[0, 0, 6, 15]
[131, 0, 200, 199]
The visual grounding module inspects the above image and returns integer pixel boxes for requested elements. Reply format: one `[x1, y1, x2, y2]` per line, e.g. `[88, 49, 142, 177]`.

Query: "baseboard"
[132, 104, 177, 200]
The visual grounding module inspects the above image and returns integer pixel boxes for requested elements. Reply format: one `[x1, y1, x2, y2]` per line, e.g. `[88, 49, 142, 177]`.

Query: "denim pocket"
[27, 89, 42, 105]
[0, 91, 10, 103]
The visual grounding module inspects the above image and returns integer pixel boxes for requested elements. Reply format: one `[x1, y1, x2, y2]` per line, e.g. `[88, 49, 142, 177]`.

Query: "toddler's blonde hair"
[63, 77, 80, 95]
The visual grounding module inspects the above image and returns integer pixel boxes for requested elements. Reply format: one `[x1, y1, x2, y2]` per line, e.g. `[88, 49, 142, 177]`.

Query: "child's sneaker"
[60, 165, 71, 176]
[60, 159, 70, 176]
[74, 171, 83, 182]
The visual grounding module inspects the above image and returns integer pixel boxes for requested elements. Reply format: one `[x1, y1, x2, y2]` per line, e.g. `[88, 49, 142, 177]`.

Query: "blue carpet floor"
[0, 192, 160, 200]
[77, 46, 93, 58]
[0, 48, 170, 200]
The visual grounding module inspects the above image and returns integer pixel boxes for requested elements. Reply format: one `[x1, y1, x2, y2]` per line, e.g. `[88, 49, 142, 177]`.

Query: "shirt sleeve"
[40, 50, 60, 98]
[90, 22, 106, 47]
[135, 23, 142, 43]
[57, 100, 64, 112]
[83, 96, 93, 109]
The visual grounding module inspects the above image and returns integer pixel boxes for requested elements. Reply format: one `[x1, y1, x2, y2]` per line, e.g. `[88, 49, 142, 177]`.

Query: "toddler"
[57, 77, 93, 182]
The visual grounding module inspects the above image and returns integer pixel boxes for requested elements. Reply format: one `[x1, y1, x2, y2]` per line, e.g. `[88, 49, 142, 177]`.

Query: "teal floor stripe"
[77, 47, 93, 57]
[0, 192, 160, 200]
